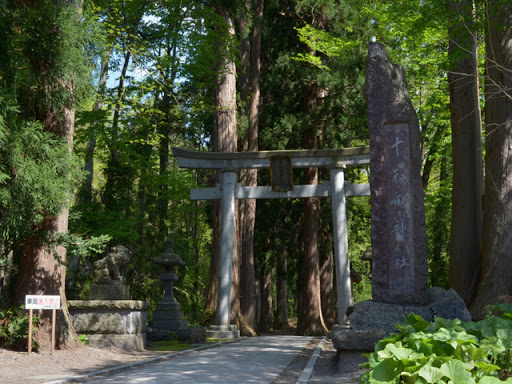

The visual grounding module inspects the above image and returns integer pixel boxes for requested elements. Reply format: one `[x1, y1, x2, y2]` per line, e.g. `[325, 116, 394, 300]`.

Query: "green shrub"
[0, 306, 39, 351]
[360, 304, 512, 383]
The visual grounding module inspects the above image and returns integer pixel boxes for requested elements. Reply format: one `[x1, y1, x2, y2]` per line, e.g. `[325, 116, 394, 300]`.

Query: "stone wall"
[68, 300, 149, 351]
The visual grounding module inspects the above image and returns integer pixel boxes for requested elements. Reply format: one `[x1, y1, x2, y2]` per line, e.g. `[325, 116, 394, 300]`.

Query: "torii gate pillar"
[331, 165, 352, 325]
[209, 169, 240, 339]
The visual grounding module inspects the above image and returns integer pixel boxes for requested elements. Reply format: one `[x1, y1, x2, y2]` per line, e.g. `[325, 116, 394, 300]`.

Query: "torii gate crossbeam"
[172, 146, 370, 338]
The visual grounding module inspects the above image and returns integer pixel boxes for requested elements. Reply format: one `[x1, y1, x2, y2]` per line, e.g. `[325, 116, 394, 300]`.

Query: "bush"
[360, 304, 512, 383]
[0, 306, 39, 351]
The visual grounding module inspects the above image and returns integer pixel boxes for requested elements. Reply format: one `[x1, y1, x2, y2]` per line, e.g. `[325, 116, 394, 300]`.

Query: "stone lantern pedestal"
[149, 239, 190, 341]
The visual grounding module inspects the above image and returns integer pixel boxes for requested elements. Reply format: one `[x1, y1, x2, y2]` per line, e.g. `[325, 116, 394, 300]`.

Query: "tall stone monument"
[330, 42, 471, 353]
[364, 42, 428, 305]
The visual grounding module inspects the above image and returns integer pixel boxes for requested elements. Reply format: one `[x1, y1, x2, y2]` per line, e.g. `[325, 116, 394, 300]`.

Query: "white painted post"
[331, 165, 353, 325]
[216, 169, 237, 327]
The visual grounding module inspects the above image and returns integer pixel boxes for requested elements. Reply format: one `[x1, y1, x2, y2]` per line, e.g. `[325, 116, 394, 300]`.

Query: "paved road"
[45, 336, 367, 384]
[82, 336, 314, 384]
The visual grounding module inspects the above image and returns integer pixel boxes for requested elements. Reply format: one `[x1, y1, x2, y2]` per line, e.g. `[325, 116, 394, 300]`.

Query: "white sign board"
[25, 295, 61, 310]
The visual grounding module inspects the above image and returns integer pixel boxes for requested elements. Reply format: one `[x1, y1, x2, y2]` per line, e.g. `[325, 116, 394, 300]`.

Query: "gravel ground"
[0, 346, 169, 384]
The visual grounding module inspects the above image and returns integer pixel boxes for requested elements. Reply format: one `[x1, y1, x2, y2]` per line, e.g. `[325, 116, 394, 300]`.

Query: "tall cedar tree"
[447, 0, 483, 304]
[471, 0, 512, 318]
[207, 7, 255, 335]
[11, 0, 87, 348]
[239, 0, 263, 330]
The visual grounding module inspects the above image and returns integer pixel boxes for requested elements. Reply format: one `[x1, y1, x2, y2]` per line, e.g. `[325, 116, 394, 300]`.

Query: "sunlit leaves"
[294, 24, 358, 69]
[361, 307, 512, 383]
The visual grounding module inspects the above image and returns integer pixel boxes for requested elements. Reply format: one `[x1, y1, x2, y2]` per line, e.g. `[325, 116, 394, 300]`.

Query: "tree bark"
[240, 0, 263, 330]
[258, 262, 274, 333]
[274, 245, 288, 329]
[296, 102, 328, 335]
[471, 1, 512, 318]
[320, 230, 336, 329]
[447, 0, 483, 305]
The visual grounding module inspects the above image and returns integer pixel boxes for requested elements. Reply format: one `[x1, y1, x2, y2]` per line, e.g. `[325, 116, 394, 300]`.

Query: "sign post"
[25, 295, 61, 355]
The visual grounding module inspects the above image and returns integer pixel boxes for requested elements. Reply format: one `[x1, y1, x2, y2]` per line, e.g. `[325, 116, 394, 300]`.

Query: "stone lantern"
[149, 239, 189, 341]
[154, 239, 185, 304]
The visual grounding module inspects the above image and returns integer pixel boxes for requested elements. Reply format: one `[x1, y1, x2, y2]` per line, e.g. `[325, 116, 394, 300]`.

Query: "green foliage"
[346, 168, 372, 303]
[0, 93, 82, 262]
[0, 0, 94, 114]
[0, 306, 39, 351]
[60, 230, 111, 300]
[360, 306, 512, 383]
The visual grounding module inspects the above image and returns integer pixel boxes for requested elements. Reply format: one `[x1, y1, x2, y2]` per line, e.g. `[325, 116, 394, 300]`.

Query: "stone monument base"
[148, 300, 205, 342]
[89, 283, 130, 300]
[206, 325, 240, 340]
[330, 287, 471, 352]
[68, 300, 149, 351]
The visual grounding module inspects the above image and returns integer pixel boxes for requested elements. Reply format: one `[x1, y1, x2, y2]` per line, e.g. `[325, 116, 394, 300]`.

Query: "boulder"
[331, 287, 471, 352]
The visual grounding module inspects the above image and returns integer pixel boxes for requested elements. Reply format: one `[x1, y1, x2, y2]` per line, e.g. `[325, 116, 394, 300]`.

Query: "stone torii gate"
[172, 146, 370, 338]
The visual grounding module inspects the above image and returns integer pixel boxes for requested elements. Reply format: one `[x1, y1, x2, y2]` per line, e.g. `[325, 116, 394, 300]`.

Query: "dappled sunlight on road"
[89, 336, 313, 384]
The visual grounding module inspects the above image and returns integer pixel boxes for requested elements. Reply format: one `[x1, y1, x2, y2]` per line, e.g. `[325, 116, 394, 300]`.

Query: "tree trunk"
[158, 122, 169, 235]
[103, 48, 131, 207]
[471, 1, 512, 318]
[238, 1, 250, 123]
[421, 121, 444, 190]
[206, 9, 255, 335]
[103, 11, 143, 208]
[447, 0, 483, 305]
[240, 0, 263, 330]
[16, 109, 81, 349]
[80, 46, 111, 203]
[158, 38, 179, 236]
[258, 262, 273, 333]
[320, 231, 336, 329]
[274, 245, 288, 329]
[296, 111, 328, 335]
[13, 0, 84, 350]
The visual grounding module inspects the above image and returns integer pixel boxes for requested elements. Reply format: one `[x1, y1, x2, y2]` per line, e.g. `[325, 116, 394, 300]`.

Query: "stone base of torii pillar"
[206, 325, 240, 339]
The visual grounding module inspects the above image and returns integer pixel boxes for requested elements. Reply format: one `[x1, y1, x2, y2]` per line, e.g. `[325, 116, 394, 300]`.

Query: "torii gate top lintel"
[171, 146, 370, 170]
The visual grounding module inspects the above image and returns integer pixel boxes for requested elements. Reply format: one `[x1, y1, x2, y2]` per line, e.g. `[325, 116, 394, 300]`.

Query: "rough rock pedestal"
[330, 288, 472, 351]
